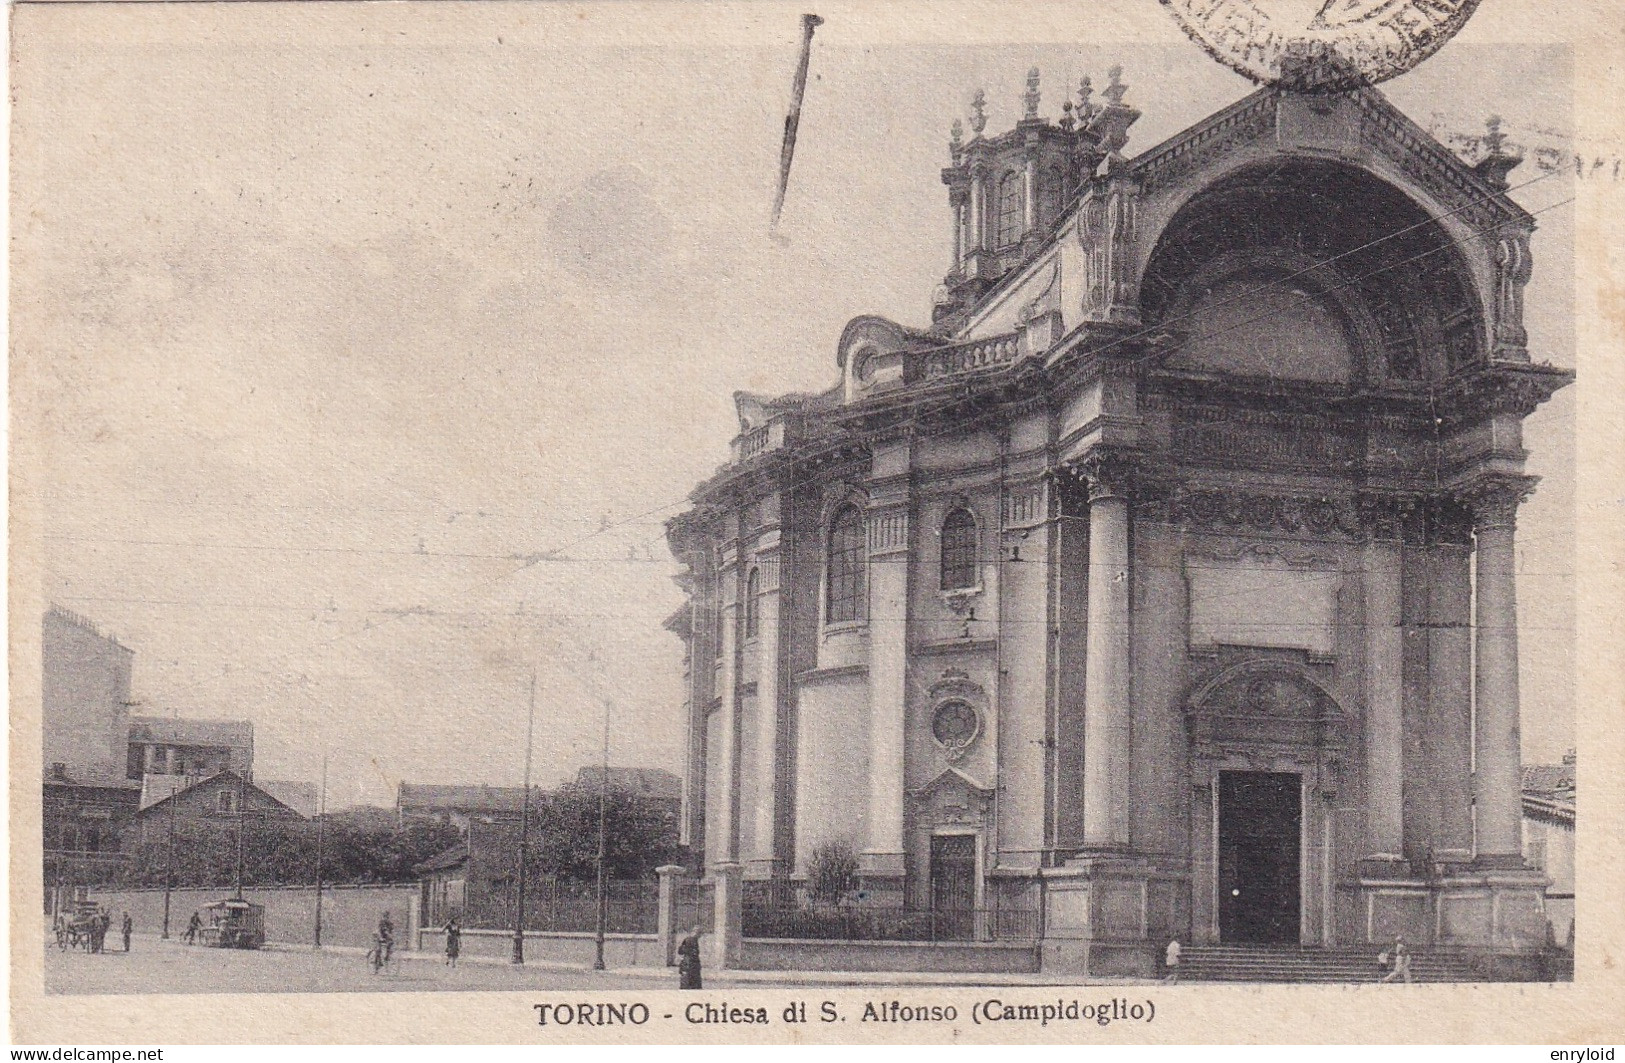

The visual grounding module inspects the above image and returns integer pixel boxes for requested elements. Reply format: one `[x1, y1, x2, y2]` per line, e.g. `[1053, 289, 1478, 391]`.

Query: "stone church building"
[665, 67, 1571, 974]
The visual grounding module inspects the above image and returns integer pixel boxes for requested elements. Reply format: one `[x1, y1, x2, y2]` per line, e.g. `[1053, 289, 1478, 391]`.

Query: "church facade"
[665, 67, 1571, 974]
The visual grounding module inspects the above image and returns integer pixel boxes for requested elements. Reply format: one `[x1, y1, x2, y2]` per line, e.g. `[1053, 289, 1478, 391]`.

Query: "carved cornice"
[1133, 91, 1277, 196]
[1437, 364, 1575, 426]
[1171, 486, 1363, 539]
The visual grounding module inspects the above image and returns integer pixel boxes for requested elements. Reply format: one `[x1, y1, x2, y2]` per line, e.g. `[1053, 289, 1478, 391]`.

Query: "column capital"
[1455, 474, 1538, 532]
[1067, 447, 1139, 503]
[1356, 493, 1423, 543]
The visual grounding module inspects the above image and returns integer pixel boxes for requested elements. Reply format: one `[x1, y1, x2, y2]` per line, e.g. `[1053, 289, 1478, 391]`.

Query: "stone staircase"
[1178, 944, 1482, 983]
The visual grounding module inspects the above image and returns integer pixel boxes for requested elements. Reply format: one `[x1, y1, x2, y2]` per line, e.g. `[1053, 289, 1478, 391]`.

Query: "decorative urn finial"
[1060, 100, 1075, 133]
[1023, 66, 1041, 120]
[950, 118, 963, 161]
[1078, 75, 1096, 120]
[970, 89, 988, 135]
[1104, 65, 1128, 105]
[1473, 113, 1523, 191]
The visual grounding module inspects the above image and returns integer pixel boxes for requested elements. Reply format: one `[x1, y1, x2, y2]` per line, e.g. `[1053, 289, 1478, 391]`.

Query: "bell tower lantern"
[936, 66, 1139, 323]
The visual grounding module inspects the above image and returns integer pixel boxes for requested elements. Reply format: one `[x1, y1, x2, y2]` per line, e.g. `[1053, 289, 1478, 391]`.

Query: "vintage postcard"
[8, 0, 1623, 1046]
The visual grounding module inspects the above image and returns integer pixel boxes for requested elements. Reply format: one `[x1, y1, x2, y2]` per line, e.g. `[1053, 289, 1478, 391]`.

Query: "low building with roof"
[1523, 752, 1576, 946]
[124, 768, 306, 848]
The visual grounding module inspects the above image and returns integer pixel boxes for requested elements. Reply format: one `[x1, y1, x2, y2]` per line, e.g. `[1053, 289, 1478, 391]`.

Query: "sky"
[12, 1, 1577, 808]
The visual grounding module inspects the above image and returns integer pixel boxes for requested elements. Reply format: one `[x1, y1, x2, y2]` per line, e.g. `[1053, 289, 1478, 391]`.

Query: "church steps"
[1178, 945, 1481, 983]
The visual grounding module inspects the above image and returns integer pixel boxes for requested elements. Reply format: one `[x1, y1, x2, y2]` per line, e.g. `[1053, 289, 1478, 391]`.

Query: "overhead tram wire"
[44, 168, 1569, 576]
[54, 168, 1571, 575]
[63, 178, 1576, 716]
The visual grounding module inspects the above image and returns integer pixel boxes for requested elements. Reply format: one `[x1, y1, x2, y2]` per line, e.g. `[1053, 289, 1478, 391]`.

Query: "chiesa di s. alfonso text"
[664, 60, 1571, 977]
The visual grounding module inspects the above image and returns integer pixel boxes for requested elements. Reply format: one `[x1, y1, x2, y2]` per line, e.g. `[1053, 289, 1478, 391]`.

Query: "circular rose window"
[932, 700, 979, 748]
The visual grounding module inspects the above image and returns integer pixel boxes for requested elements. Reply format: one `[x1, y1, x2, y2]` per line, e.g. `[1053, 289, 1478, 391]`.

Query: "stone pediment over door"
[1185, 660, 1350, 759]
[908, 766, 993, 829]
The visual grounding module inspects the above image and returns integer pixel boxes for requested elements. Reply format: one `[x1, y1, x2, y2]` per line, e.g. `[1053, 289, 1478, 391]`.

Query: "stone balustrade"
[731, 419, 786, 465]
[916, 332, 1022, 380]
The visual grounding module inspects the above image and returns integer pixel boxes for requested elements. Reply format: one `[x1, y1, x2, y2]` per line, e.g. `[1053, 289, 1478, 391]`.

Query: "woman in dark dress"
[677, 925, 703, 989]
[443, 917, 461, 968]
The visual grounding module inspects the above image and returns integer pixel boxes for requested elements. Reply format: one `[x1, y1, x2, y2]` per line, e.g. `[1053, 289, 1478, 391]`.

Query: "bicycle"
[365, 937, 393, 975]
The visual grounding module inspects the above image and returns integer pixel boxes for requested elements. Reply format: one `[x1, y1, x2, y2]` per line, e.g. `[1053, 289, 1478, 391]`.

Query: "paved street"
[45, 935, 694, 995]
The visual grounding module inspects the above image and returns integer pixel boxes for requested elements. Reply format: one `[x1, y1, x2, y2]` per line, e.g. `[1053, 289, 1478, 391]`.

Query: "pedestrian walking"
[443, 917, 461, 968]
[1379, 935, 1413, 983]
[1163, 937, 1181, 984]
[677, 924, 703, 989]
[184, 911, 201, 945]
[90, 912, 108, 954]
[120, 912, 133, 953]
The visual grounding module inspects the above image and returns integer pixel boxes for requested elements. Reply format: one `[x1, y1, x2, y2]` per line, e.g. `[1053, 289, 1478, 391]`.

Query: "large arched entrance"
[1186, 661, 1350, 946]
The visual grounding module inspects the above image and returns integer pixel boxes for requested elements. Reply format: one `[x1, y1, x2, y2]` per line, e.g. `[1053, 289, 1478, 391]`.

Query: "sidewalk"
[290, 942, 1138, 987]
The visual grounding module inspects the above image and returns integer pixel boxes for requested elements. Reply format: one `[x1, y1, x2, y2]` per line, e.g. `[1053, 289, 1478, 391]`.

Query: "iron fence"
[463, 879, 659, 934]
[742, 903, 1039, 943]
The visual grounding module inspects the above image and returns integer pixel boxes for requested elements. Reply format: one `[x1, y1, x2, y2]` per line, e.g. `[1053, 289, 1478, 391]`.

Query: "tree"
[806, 840, 858, 906]
[113, 815, 460, 889]
[529, 784, 680, 882]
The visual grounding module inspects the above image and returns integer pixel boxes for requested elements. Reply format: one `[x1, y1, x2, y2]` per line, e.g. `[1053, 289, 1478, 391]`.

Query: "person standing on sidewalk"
[120, 912, 133, 953]
[443, 917, 461, 968]
[677, 924, 703, 989]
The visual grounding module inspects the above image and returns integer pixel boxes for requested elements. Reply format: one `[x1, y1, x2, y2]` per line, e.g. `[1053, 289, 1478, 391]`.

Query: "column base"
[1357, 867, 1551, 953]
[1472, 852, 1530, 871]
[1038, 854, 1166, 978]
[1436, 868, 1549, 951]
[857, 851, 905, 907]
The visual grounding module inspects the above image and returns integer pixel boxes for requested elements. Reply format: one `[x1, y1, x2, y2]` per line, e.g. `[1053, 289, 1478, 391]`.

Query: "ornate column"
[970, 165, 988, 252]
[1080, 454, 1133, 850]
[1361, 502, 1405, 864]
[1023, 149, 1038, 235]
[950, 191, 965, 267]
[711, 540, 742, 867]
[747, 543, 784, 881]
[863, 501, 911, 897]
[1464, 476, 1535, 865]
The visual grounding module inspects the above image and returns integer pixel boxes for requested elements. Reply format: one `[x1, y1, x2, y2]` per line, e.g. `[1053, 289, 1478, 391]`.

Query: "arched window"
[940, 508, 978, 590]
[826, 504, 866, 623]
[743, 567, 761, 639]
[1043, 165, 1069, 227]
[995, 172, 1023, 247]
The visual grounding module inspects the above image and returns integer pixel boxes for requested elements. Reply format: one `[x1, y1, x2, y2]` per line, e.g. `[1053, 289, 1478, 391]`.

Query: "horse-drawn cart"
[53, 900, 107, 951]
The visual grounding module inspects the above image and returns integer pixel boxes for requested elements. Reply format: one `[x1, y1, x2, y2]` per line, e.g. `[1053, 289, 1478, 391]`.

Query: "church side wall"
[792, 675, 871, 873]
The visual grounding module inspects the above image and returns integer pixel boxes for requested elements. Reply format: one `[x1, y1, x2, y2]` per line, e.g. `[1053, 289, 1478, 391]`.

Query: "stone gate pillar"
[655, 864, 684, 967]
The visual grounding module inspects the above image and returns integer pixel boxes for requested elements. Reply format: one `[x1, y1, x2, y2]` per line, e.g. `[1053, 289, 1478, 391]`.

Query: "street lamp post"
[314, 753, 327, 949]
[234, 771, 248, 900]
[511, 672, 537, 965]
[161, 782, 177, 939]
[593, 698, 610, 971]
